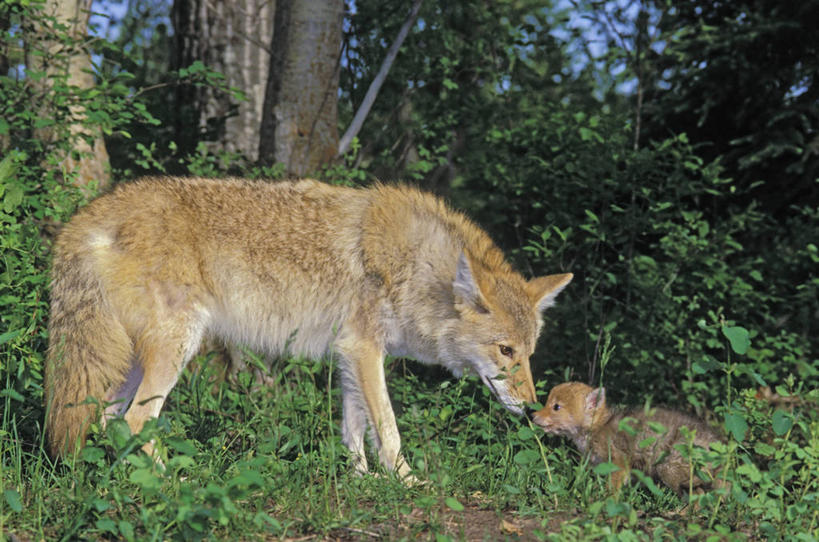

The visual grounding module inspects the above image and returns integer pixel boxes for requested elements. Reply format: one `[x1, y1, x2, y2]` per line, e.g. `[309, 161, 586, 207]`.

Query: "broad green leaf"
[118, 520, 135, 540]
[92, 498, 111, 512]
[722, 326, 750, 355]
[737, 463, 762, 483]
[439, 405, 452, 421]
[772, 409, 793, 436]
[517, 426, 535, 440]
[0, 388, 24, 402]
[444, 497, 464, 511]
[442, 78, 458, 90]
[754, 442, 776, 457]
[647, 421, 669, 434]
[95, 518, 117, 533]
[81, 446, 106, 463]
[3, 183, 23, 213]
[4, 489, 22, 513]
[168, 455, 195, 471]
[513, 449, 539, 465]
[638, 436, 657, 449]
[593, 462, 620, 476]
[129, 468, 161, 490]
[724, 412, 748, 443]
[106, 418, 132, 450]
[0, 151, 20, 182]
[0, 329, 20, 346]
[166, 437, 198, 456]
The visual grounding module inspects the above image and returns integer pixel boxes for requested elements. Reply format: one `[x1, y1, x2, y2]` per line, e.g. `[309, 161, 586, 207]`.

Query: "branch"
[337, 0, 422, 156]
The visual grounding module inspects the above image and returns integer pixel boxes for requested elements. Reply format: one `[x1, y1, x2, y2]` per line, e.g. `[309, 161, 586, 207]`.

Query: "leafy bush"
[0, 0, 163, 454]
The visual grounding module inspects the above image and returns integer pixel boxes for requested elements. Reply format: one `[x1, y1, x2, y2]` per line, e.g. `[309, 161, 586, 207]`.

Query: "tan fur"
[45, 177, 572, 476]
[533, 382, 725, 495]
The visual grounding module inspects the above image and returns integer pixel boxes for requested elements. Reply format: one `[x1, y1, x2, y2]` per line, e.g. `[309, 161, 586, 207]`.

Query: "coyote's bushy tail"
[45, 244, 133, 457]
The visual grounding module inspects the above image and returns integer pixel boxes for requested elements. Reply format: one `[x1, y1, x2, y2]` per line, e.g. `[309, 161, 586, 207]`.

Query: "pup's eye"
[553, 403, 561, 411]
[499, 345, 514, 358]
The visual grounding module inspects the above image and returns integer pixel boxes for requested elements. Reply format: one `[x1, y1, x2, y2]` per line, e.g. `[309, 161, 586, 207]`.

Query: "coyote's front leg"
[336, 327, 411, 479]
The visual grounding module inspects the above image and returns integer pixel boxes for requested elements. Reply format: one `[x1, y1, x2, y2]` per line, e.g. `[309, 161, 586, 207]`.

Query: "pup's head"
[443, 252, 572, 416]
[532, 382, 606, 438]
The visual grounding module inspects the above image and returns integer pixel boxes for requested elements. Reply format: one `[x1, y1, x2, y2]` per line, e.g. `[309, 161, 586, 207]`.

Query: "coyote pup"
[46, 177, 572, 477]
[533, 382, 725, 495]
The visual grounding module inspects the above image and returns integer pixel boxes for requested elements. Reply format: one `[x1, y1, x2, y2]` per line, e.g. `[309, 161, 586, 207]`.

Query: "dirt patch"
[285, 502, 579, 541]
[379, 504, 544, 541]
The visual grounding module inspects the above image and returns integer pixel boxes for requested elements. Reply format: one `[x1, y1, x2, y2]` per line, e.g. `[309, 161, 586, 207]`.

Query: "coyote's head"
[442, 252, 572, 416]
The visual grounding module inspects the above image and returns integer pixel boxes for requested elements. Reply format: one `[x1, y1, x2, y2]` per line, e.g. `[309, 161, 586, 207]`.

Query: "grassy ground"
[1, 353, 817, 541]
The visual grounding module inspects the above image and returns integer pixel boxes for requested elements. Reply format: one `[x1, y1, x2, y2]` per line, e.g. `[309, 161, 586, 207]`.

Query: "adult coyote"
[46, 177, 572, 477]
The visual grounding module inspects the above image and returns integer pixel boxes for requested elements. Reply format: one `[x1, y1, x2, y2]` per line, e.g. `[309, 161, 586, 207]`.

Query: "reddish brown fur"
[533, 382, 725, 495]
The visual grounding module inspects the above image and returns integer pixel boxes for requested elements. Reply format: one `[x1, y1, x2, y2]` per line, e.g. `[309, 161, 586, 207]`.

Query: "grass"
[2, 353, 818, 541]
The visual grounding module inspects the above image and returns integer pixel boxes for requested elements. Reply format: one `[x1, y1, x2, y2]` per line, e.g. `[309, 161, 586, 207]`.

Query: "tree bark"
[39, 0, 111, 191]
[258, 0, 344, 176]
[173, 0, 276, 161]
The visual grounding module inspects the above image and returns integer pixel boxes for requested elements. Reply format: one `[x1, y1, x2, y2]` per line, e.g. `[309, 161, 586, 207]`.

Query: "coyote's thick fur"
[46, 177, 572, 477]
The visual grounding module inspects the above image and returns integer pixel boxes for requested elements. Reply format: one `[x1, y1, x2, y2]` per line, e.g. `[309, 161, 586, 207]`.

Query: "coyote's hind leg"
[123, 307, 208, 459]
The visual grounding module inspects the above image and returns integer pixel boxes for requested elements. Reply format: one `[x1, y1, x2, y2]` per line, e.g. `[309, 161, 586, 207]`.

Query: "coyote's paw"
[399, 472, 428, 487]
[390, 457, 427, 486]
[365, 469, 426, 487]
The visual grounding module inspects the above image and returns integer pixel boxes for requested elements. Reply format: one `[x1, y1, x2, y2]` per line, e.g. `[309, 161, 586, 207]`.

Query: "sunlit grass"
[2, 354, 818, 540]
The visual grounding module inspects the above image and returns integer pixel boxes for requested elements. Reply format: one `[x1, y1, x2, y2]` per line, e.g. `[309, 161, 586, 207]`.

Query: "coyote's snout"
[45, 177, 572, 478]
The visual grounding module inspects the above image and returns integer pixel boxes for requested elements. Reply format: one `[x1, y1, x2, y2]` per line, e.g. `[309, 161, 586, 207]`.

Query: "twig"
[338, 0, 422, 156]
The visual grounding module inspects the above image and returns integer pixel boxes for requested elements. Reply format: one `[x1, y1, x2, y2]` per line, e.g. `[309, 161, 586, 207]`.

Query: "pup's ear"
[527, 273, 573, 312]
[586, 387, 606, 411]
[453, 251, 488, 313]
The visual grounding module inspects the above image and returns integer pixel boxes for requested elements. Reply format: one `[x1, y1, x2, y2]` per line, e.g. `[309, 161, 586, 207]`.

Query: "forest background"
[1, 0, 818, 540]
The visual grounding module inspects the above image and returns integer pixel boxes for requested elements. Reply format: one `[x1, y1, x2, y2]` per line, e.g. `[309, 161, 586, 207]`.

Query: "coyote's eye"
[499, 345, 514, 358]
[553, 403, 561, 411]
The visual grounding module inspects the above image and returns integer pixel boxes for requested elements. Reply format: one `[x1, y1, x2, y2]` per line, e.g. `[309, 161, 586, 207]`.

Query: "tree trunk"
[172, 0, 276, 162]
[39, 0, 111, 191]
[258, 0, 343, 176]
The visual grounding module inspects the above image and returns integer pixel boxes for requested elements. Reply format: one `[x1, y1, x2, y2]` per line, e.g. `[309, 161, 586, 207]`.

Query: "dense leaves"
[645, 1, 819, 216]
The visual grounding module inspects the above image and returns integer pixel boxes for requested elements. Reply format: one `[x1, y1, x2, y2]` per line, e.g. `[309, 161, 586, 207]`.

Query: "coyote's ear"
[453, 252, 488, 313]
[527, 273, 573, 312]
[586, 387, 606, 411]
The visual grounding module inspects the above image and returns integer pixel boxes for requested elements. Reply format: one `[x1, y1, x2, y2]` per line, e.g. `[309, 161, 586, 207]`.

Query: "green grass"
[2, 354, 818, 541]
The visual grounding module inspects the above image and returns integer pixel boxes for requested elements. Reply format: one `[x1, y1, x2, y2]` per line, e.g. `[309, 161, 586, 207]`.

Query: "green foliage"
[90, 2, 248, 177]
[0, 0, 163, 444]
[342, 0, 596, 188]
[643, 1, 819, 209]
[5, 352, 808, 540]
[318, 139, 369, 187]
[454, 97, 816, 415]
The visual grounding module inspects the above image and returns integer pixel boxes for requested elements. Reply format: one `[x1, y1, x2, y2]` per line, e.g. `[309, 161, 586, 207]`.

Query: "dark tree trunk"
[172, 0, 276, 161]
